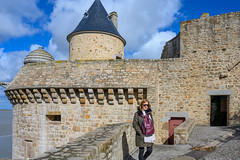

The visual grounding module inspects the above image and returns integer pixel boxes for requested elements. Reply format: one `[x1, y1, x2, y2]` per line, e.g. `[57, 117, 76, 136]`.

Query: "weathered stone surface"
[69, 33, 124, 60]
[174, 118, 195, 144]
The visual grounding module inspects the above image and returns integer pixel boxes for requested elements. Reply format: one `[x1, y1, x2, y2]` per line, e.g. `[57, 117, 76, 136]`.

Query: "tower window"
[84, 12, 89, 18]
[114, 54, 122, 59]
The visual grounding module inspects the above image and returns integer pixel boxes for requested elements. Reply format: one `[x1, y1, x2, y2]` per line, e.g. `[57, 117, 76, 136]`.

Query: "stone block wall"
[174, 118, 195, 144]
[69, 33, 125, 60]
[179, 11, 240, 126]
[157, 12, 240, 143]
[181, 12, 240, 60]
[32, 123, 136, 160]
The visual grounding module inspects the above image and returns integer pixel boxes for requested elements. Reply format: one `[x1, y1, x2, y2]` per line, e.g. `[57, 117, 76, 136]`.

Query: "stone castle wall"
[69, 33, 125, 60]
[158, 12, 240, 142]
[179, 11, 240, 126]
[5, 12, 240, 158]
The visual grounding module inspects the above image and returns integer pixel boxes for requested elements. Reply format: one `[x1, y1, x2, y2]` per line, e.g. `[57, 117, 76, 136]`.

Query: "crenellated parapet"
[5, 87, 146, 105]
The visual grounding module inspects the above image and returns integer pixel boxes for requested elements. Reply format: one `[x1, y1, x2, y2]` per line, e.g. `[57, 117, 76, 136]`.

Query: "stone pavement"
[130, 144, 193, 160]
[130, 125, 240, 160]
[199, 129, 240, 160]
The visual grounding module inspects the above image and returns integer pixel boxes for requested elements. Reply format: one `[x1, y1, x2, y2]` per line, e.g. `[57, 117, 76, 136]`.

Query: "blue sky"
[0, 0, 239, 109]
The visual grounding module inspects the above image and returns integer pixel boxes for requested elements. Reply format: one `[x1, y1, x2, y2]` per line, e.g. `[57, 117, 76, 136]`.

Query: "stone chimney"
[109, 11, 118, 29]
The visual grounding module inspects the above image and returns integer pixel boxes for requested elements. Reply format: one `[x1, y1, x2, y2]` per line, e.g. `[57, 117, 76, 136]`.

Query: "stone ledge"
[32, 123, 136, 160]
[174, 118, 195, 144]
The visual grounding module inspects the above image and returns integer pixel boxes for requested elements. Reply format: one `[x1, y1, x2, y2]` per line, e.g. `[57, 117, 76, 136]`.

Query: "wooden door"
[168, 117, 185, 145]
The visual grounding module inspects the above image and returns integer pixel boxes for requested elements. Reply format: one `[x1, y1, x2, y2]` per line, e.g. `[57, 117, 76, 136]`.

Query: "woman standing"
[133, 99, 155, 160]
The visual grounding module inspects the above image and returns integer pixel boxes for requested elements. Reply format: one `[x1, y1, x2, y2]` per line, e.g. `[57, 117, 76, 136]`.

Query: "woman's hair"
[139, 99, 151, 111]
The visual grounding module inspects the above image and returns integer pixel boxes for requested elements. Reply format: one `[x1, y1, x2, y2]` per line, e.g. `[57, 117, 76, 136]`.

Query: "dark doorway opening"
[210, 96, 228, 126]
[168, 117, 185, 145]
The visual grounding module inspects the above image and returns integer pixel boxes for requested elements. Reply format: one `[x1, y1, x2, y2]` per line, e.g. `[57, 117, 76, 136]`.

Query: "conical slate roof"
[67, 0, 126, 45]
[24, 47, 54, 64]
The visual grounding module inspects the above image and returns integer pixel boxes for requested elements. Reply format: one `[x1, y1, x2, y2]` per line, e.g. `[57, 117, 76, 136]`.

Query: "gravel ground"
[201, 132, 240, 160]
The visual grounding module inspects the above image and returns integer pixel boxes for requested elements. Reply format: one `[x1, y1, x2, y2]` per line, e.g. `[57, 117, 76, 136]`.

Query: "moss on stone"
[55, 60, 67, 64]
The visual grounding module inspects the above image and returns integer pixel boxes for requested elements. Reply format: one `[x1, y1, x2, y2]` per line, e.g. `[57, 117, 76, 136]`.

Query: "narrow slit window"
[114, 54, 122, 59]
[116, 56, 122, 59]
[46, 115, 61, 121]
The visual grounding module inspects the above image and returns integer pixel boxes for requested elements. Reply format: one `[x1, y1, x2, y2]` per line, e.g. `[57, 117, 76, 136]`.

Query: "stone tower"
[67, 0, 126, 60]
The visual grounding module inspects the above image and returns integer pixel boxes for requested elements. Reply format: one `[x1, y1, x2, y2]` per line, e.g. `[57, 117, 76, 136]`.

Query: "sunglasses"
[143, 104, 148, 107]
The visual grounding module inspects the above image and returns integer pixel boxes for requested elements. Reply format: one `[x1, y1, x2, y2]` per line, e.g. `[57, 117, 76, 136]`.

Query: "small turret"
[67, 0, 126, 60]
[24, 47, 54, 64]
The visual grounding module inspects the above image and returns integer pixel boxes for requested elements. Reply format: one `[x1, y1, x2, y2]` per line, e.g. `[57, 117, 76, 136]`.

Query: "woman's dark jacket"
[132, 107, 154, 147]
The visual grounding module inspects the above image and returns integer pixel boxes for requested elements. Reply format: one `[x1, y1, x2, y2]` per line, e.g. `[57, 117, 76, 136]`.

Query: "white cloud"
[105, 0, 181, 51]
[0, 48, 27, 82]
[45, 38, 68, 60]
[45, 0, 181, 59]
[45, 0, 91, 60]
[128, 31, 176, 59]
[46, 38, 57, 56]
[0, 46, 36, 109]
[30, 44, 42, 52]
[0, 0, 44, 43]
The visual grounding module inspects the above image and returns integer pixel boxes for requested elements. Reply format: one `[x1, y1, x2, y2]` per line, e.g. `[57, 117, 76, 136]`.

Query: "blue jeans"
[139, 146, 153, 160]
